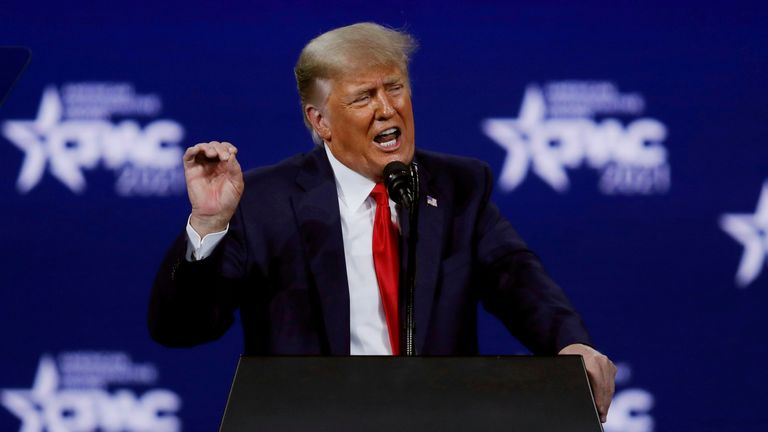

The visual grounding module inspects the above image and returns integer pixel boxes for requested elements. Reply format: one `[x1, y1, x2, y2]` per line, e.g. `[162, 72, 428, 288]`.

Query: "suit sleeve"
[148, 205, 249, 348]
[474, 164, 593, 354]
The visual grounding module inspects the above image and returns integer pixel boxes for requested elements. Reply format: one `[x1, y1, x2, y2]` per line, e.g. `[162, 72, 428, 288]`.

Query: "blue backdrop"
[2, 1, 767, 431]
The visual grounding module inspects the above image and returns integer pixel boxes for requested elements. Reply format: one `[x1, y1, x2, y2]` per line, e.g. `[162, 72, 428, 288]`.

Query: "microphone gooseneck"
[382, 160, 420, 356]
[383, 161, 414, 209]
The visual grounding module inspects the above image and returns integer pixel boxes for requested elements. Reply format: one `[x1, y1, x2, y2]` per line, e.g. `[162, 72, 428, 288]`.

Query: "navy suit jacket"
[149, 146, 592, 355]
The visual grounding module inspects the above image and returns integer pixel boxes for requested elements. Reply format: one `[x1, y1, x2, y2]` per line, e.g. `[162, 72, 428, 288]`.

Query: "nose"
[374, 93, 395, 120]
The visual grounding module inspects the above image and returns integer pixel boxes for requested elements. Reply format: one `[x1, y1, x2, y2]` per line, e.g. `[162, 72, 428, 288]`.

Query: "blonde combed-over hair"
[294, 22, 418, 144]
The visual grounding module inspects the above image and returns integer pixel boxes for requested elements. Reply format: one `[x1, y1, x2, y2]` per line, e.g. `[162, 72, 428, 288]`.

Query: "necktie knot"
[370, 182, 389, 207]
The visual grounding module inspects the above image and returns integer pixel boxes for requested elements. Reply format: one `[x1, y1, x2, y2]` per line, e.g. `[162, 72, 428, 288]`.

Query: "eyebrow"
[383, 76, 403, 85]
[346, 76, 404, 94]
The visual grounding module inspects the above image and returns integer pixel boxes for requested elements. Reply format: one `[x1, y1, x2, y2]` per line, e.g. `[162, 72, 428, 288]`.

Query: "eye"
[352, 94, 370, 104]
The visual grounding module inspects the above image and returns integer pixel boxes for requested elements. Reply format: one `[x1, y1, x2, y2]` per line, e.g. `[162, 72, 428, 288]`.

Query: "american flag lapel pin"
[427, 195, 438, 207]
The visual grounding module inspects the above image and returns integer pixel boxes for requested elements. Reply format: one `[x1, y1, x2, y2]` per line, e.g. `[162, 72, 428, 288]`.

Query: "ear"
[305, 105, 331, 141]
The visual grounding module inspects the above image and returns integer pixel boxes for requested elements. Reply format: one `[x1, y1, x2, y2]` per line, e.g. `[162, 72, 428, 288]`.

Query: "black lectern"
[219, 356, 602, 432]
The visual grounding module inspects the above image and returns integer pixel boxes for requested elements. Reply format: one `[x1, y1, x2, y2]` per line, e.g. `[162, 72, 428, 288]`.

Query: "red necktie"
[370, 183, 400, 355]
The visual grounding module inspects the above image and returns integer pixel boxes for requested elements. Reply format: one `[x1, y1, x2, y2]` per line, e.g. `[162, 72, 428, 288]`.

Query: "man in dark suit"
[149, 22, 616, 421]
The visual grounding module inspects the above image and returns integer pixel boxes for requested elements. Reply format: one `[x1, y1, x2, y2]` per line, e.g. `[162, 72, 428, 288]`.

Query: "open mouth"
[373, 127, 401, 149]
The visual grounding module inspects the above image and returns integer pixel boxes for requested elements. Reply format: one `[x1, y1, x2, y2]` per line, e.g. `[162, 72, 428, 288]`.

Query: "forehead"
[330, 65, 407, 92]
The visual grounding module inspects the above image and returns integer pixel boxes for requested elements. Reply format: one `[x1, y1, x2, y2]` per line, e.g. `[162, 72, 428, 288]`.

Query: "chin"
[399, 146, 415, 164]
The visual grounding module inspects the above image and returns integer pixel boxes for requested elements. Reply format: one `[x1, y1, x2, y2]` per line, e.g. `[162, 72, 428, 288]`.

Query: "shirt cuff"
[185, 215, 229, 261]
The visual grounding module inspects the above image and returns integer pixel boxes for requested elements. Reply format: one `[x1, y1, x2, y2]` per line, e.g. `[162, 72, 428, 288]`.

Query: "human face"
[316, 65, 415, 181]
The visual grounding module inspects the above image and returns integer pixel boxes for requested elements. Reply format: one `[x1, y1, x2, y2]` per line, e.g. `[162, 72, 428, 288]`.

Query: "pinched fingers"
[183, 142, 207, 163]
[184, 141, 239, 164]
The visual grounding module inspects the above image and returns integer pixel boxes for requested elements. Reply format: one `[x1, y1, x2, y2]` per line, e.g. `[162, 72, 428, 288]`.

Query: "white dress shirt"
[185, 145, 398, 355]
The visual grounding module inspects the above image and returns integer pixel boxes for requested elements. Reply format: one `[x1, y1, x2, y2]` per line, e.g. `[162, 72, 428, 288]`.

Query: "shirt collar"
[324, 145, 376, 211]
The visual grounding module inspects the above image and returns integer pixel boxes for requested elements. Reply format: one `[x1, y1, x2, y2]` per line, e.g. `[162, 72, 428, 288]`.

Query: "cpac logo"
[2, 83, 185, 196]
[720, 181, 768, 287]
[604, 363, 655, 432]
[1, 352, 181, 432]
[482, 82, 670, 195]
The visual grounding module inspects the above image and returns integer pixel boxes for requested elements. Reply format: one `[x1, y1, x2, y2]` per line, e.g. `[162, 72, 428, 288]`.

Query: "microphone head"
[383, 161, 414, 208]
[383, 161, 409, 180]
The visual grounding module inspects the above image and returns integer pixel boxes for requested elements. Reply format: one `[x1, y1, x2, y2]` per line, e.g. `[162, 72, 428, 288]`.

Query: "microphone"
[383, 159, 419, 356]
[383, 161, 414, 208]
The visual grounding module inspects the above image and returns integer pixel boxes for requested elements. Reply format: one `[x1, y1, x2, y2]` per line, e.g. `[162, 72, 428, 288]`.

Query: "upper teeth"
[380, 128, 398, 135]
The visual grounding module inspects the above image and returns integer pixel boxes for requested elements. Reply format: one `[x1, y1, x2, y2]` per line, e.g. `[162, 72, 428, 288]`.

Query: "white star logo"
[3, 84, 188, 196]
[1, 356, 57, 432]
[2, 354, 182, 431]
[483, 86, 565, 192]
[720, 181, 768, 287]
[0, 86, 91, 193]
[481, 83, 670, 195]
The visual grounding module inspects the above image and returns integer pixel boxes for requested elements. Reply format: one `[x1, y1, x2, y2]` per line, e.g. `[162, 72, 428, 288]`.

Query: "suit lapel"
[400, 154, 444, 354]
[292, 147, 351, 355]
[291, 148, 445, 356]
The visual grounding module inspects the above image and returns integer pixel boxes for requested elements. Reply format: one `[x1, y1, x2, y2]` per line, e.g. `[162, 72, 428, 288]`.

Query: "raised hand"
[183, 141, 244, 237]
